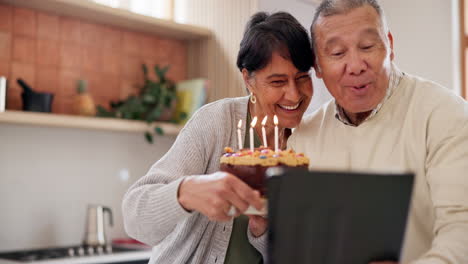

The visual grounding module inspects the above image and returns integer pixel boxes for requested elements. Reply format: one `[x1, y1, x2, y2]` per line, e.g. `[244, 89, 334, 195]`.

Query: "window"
[91, 0, 174, 20]
[461, 0, 468, 98]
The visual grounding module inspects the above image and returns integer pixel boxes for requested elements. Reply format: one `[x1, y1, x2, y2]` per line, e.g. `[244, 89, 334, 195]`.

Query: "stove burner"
[0, 245, 136, 262]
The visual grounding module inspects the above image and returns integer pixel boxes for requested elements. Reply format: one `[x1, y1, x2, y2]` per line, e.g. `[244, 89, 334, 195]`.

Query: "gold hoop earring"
[250, 93, 257, 104]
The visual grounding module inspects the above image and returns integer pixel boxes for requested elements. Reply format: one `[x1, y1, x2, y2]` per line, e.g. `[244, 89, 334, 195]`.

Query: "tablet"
[266, 168, 413, 264]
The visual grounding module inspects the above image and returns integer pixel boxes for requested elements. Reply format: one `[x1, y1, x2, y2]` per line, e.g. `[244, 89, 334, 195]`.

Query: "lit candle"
[274, 115, 279, 152]
[250, 116, 258, 152]
[237, 119, 243, 150]
[261, 116, 268, 148]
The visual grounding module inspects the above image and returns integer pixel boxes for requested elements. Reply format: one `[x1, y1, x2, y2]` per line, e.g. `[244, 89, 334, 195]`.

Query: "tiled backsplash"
[0, 4, 187, 114]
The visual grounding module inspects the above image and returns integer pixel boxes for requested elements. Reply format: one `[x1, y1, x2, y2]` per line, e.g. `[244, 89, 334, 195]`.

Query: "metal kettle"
[83, 205, 113, 246]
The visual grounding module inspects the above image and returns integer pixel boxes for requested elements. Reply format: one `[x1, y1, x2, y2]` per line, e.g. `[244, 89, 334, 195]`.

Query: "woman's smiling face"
[245, 52, 313, 129]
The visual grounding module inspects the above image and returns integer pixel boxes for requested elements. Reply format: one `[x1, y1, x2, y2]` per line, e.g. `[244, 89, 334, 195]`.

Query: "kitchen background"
[0, 0, 459, 252]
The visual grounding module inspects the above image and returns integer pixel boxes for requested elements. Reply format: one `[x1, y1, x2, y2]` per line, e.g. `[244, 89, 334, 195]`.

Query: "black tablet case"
[267, 168, 414, 264]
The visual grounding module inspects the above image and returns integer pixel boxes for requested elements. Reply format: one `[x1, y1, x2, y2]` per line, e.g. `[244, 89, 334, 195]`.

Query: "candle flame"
[238, 119, 242, 128]
[261, 116, 268, 126]
[251, 116, 258, 127]
[273, 115, 278, 125]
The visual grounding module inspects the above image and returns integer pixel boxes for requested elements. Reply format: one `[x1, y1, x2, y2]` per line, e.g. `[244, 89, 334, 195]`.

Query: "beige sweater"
[122, 97, 267, 264]
[288, 73, 468, 264]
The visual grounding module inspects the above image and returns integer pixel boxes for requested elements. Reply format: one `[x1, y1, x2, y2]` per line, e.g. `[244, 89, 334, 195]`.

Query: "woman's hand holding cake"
[178, 171, 265, 222]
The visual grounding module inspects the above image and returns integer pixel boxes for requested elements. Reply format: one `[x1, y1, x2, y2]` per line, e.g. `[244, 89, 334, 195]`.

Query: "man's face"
[313, 5, 394, 114]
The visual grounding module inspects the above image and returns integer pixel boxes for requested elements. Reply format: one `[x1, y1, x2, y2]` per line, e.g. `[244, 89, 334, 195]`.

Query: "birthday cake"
[220, 147, 309, 196]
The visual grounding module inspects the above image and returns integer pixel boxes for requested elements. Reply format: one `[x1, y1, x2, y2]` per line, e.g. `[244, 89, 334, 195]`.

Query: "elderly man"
[288, 0, 468, 263]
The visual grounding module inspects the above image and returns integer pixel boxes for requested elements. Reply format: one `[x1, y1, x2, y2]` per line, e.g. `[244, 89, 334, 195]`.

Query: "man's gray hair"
[310, 0, 389, 58]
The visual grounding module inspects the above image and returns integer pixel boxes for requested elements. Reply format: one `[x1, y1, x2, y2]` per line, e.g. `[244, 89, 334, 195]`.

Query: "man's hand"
[248, 215, 268, 237]
[178, 172, 264, 222]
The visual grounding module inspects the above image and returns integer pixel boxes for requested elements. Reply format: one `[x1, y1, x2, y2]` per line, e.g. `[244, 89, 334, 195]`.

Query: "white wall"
[380, 0, 459, 93]
[0, 123, 175, 251]
[175, 0, 259, 101]
[258, 0, 460, 112]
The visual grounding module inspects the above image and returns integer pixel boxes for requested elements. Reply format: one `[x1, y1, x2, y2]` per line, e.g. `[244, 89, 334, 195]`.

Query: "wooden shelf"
[0, 110, 183, 135]
[0, 0, 212, 40]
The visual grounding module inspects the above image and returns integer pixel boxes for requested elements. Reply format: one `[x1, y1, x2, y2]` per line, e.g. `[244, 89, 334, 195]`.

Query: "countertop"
[0, 248, 152, 264]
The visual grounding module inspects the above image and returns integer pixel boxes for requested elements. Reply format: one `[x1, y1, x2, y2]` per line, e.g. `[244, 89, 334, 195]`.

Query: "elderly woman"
[122, 12, 314, 264]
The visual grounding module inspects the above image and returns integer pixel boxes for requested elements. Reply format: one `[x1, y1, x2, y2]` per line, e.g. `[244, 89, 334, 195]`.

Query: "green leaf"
[122, 112, 132, 119]
[164, 96, 172, 107]
[144, 131, 153, 144]
[154, 65, 170, 83]
[142, 94, 156, 104]
[147, 107, 162, 122]
[96, 106, 115, 117]
[147, 83, 161, 99]
[154, 126, 164, 136]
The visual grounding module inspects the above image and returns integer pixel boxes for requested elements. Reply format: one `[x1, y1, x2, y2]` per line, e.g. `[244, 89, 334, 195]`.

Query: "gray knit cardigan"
[122, 96, 267, 264]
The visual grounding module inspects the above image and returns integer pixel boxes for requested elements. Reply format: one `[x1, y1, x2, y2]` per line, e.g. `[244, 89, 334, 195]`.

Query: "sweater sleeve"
[121, 109, 211, 246]
[411, 99, 468, 264]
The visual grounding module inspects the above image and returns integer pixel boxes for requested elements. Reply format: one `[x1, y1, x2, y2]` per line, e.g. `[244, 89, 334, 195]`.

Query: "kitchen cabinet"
[0, 0, 212, 40]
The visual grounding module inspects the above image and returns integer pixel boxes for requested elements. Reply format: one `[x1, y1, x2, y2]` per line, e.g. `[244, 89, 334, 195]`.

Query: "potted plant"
[97, 64, 186, 143]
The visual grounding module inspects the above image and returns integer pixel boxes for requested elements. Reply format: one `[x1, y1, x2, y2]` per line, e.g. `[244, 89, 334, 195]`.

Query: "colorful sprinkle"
[224, 147, 234, 153]
[259, 155, 267, 159]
